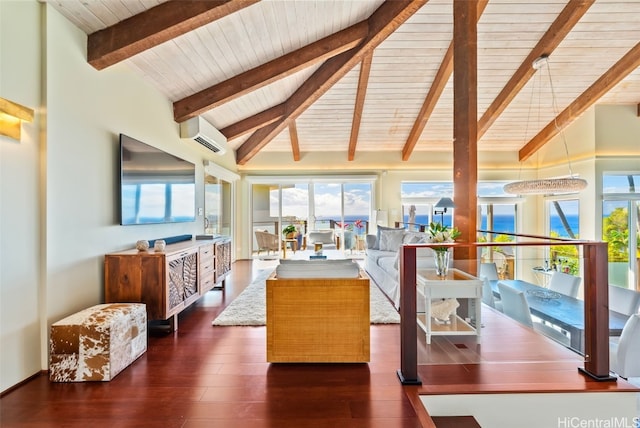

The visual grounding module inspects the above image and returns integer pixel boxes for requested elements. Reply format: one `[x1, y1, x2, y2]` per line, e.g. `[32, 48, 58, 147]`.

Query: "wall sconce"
[434, 197, 455, 225]
[0, 97, 34, 141]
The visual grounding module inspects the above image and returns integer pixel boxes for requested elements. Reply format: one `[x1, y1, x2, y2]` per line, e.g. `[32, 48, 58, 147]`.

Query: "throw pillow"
[379, 229, 405, 252]
[374, 226, 404, 250]
[403, 231, 427, 244]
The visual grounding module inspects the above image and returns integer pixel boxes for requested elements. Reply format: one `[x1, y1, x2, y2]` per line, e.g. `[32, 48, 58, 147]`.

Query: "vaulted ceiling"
[49, 0, 640, 166]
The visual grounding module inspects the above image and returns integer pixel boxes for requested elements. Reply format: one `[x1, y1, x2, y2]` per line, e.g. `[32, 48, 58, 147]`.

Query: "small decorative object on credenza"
[136, 240, 149, 252]
[314, 242, 323, 255]
[154, 239, 166, 252]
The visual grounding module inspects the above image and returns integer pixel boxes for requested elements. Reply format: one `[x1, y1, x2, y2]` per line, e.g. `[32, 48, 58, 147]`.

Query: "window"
[249, 176, 374, 256]
[400, 182, 453, 227]
[546, 199, 580, 275]
[602, 174, 640, 290]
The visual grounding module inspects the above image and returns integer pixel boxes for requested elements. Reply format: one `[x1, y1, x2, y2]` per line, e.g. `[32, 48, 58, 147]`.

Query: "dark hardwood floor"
[1, 259, 636, 427]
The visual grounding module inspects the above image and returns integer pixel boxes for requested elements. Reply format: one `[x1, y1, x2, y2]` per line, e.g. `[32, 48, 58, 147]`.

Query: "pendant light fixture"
[503, 55, 587, 195]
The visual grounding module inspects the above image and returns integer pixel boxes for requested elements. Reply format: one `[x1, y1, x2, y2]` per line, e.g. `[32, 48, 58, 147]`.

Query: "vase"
[434, 249, 450, 277]
[136, 240, 149, 252]
[154, 239, 166, 252]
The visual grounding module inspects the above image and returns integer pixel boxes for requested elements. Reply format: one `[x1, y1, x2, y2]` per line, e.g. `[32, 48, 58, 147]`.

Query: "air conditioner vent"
[194, 136, 221, 153]
[179, 116, 228, 156]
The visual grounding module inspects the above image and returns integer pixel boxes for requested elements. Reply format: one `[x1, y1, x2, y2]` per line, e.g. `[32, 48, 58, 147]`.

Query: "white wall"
[0, 0, 43, 393]
[0, 1, 239, 392]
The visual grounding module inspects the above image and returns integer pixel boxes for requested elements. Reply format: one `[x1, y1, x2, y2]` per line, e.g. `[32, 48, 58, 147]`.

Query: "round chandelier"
[503, 55, 588, 196]
[503, 177, 587, 195]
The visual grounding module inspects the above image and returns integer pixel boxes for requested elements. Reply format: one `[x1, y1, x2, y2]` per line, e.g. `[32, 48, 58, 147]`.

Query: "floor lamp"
[434, 197, 455, 225]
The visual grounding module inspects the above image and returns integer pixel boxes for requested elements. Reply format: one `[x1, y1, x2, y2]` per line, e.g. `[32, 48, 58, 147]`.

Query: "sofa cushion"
[403, 231, 428, 244]
[378, 255, 398, 277]
[371, 226, 404, 250]
[365, 234, 377, 249]
[366, 249, 394, 265]
[379, 229, 405, 252]
[276, 259, 359, 278]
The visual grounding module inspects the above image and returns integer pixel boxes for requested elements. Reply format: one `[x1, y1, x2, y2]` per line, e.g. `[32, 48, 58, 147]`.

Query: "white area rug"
[212, 269, 400, 326]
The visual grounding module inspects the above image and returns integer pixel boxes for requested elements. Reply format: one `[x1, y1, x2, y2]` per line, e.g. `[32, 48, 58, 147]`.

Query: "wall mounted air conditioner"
[179, 116, 228, 156]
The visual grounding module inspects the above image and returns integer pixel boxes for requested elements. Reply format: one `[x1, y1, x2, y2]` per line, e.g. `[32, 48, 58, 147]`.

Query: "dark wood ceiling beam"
[289, 120, 301, 162]
[88, 0, 259, 70]
[402, 0, 487, 161]
[477, 0, 594, 139]
[402, 43, 453, 161]
[219, 103, 285, 140]
[173, 21, 369, 122]
[236, 0, 427, 165]
[348, 54, 373, 161]
[519, 42, 640, 161]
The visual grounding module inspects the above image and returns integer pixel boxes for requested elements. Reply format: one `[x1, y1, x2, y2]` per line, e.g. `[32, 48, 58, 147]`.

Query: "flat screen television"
[119, 134, 196, 225]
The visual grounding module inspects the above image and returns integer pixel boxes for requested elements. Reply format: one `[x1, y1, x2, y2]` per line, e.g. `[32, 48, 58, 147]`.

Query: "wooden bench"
[49, 303, 147, 382]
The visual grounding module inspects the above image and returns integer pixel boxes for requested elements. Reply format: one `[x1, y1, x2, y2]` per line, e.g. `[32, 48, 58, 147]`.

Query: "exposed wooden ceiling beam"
[219, 103, 285, 140]
[236, 0, 427, 165]
[477, 0, 594, 139]
[173, 21, 369, 122]
[401, 0, 487, 161]
[519, 42, 640, 161]
[88, 0, 259, 70]
[348, 54, 373, 161]
[402, 44, 453, 161]
[289, 120, 301, 162]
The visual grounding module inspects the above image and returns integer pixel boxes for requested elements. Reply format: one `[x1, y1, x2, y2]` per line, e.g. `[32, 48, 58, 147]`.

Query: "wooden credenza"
[104, 237, 231, 329]
[213, 238, 231, 286]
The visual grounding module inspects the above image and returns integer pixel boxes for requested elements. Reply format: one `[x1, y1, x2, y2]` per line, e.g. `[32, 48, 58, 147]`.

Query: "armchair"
[307, 230, 337, 250]
[255, 230, 279, 255]
[343, 230, 356, 253]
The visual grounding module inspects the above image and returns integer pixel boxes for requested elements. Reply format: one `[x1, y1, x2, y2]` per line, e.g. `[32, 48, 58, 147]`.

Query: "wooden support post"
[397, 246, 421, 385]
[452, 0, 478, 262]
[579, 242, 616, 381]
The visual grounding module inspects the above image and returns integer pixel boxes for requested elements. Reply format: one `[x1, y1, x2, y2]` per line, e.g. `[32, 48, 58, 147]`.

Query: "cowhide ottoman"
[49, 303, 147, 382]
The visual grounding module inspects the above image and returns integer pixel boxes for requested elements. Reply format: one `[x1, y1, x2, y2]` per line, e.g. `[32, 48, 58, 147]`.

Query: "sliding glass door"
[250, 177, 374, 256]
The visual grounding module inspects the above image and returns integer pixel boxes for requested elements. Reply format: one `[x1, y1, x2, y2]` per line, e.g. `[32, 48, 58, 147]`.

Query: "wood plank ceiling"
[49, 0, 640, 166]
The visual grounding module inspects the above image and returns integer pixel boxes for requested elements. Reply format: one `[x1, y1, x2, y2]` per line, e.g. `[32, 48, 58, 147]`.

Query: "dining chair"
[609, 285, 640, 316]
[548, 271, 581, 298]
[497, 281, 570, 347]
[481, 277, 502, 311]
[479, 263, 499, 281]
[609, 313, 640, 379]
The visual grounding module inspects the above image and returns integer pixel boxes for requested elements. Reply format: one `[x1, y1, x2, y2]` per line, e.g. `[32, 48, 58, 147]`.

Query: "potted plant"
[427, 222, 461, 277]
[282, 224, 297, 238]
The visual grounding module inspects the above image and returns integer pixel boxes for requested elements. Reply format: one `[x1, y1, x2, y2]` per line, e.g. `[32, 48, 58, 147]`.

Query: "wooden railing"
[397, 236, 614, 385]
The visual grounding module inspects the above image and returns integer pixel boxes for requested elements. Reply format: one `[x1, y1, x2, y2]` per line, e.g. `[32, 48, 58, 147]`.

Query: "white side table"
[416, 268, 482, 344]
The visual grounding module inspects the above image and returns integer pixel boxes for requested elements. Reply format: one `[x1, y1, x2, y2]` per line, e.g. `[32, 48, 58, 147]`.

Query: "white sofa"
[364, 226, 443, 308]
